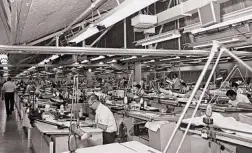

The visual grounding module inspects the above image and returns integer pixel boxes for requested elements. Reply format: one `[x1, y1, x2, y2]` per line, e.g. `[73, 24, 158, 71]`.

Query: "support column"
[134, 62, 141, 84]
[124, 19, 127, 48]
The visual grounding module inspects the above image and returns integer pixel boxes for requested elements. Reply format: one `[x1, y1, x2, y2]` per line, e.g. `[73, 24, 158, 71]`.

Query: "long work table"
[31, 121, 103, 153]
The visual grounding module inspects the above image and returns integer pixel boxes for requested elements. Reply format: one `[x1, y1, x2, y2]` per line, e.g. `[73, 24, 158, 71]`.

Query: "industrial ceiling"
[0, 0, 252, 78]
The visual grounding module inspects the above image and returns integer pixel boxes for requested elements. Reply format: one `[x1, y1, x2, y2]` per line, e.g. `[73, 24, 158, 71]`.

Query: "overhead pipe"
[0, 45, 211, 56]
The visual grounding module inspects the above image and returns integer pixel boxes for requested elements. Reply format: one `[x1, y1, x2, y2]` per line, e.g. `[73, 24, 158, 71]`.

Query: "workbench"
[31, 122, 103, 153]
[62, 141, 161, 153]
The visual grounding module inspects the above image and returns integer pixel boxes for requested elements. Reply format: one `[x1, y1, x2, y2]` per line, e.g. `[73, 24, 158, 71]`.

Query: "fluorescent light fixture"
[136, 30, 181, 46]
[107, 59, 117, 64]
[193, 38, 240, 49]
[191, 13, 252, 34]
[44, 59, 50, 63]
[69, 26, 99, 43]
[160, 56, 179, 61]
[81, 59, 89, 63]
[58, 66, 63, 69]
[143, 59, 155, 64]
[107, 55, 115, 57]
[99, 62, 104, 65]
[121, 56, 137, 61]
[99, 0, 159, 28]
[69, 0, 159, 43]
[90, 55, 105, 61]
[50, 55, 59, 60]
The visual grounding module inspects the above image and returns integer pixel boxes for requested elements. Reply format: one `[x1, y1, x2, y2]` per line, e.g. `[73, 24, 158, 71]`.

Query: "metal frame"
[1, 45, 252, 57]
[163, 41, 252, 153]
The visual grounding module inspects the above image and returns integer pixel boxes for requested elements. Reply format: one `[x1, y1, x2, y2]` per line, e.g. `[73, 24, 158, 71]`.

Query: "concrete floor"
[0, 100, 33, 153]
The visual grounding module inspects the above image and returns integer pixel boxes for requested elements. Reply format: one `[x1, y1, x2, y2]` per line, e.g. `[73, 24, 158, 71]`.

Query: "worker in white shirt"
[226, 90, 250, 107]
[2, 78, 16, 116]
[87, 94, 117, 144]
[231, 82, 243, 94]
[166, 73, 183, 90]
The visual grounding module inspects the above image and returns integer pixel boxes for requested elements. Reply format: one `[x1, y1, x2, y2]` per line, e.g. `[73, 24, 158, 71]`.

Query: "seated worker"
[87, 94, 117, 144]
[135, 84, 146, 97]
[166, 73, 183, 90]
[226, 90, 250, 107]
[180, 82, 190, 93]
[231, 82, 243, 94]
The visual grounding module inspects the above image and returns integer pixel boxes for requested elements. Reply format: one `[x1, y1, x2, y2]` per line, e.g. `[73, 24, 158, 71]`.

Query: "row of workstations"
[15, 88, 252, 153]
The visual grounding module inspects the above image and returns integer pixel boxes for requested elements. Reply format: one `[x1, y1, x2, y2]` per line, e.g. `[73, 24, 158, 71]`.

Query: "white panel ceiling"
[20, 0, 93, 43]
[0, 16, 9, 45]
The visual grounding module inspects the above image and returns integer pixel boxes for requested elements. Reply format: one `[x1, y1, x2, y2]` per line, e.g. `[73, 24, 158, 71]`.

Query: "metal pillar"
[162, 41, 220, 153]
[176, 49, 223, 153]
[124, 19, 127, 48]
[134, 62, 141, 84]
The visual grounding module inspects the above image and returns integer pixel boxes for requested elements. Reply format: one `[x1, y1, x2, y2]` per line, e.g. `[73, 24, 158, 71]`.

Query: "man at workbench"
[87, 94, 117, 144]
[226, 90, 250, 107]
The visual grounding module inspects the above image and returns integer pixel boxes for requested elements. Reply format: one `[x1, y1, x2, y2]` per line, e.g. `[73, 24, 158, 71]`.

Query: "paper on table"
[182, 112, 252, 138]
[69, 143, 133, 153]
[145, 121, 169, 132]
[122, 141, 162, 153]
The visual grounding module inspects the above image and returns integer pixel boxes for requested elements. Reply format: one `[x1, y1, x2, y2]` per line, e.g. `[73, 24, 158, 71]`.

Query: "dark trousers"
[5, 92, 15, 115]
[103, 132, 116, 144]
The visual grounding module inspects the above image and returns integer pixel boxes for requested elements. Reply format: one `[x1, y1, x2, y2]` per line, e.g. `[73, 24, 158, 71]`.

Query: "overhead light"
[160, 56, 179, 61]
[186, 55, 191, 58]
[216, 76, 223, 81]
[136, 30, 181, 46]
[99, 0, 159, 28]
[90, 55, 105, 61]
[58, 66, 63, 69]
[143, 59, 155, 64]
[69, 0, 159, 43]
[107, 55, 115, 57]
[193, 38, 240, 49]
[69, 26, 99, 43]
[99, 62, 104, 65]
[107, 59, 117, 64]
[81, 59, 89, 63]
[50, 55, 59, 60]
[88, 69, 92, 72]
[44, 59, 50, 63]
[121, 56, 137, 61]
[142, 55, 149, 57]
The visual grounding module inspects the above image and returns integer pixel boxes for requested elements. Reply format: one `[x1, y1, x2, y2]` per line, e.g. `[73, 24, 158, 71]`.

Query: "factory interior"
[1, 0, 252, 153]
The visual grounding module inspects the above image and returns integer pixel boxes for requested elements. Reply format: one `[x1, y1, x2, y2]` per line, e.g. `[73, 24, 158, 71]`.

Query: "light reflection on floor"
[0, 100, 33, 153]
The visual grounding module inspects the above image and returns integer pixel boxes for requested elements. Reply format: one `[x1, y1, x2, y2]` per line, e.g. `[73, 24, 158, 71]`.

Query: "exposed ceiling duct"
[69, 0, 159, 43]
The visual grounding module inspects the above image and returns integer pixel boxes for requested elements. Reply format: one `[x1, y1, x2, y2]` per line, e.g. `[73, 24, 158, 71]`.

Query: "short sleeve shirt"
[95, 103, 117, 133]
[229, 94, 250, 106]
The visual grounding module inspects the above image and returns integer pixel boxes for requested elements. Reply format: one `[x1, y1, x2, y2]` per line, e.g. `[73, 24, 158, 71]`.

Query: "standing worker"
[2, 77, 16, 117]
[87, 94, 117, 144]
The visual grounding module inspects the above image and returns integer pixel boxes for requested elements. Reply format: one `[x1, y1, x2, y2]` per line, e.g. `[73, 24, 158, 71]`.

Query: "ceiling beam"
[10, 0, 19, 44]
[15, 0, 33, 44]
[0, 45, 211, 56]
[0, 64, 110, 67]
[0, 0, 11, 44]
